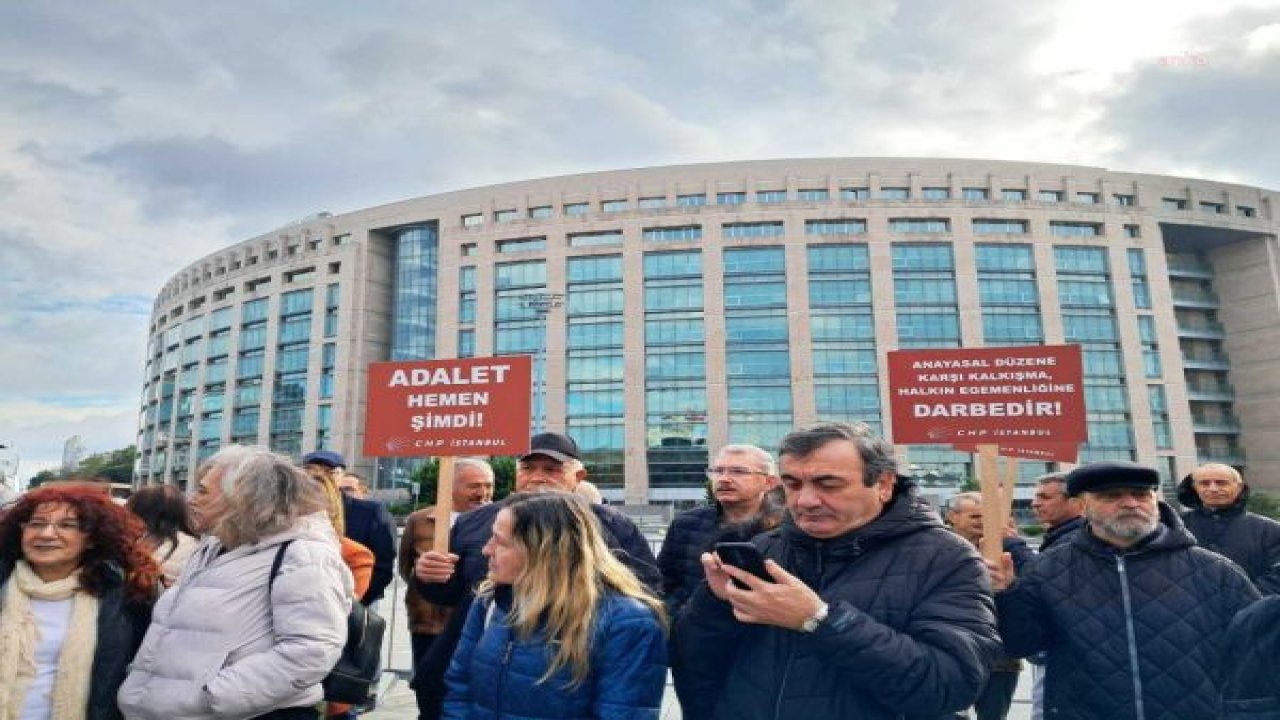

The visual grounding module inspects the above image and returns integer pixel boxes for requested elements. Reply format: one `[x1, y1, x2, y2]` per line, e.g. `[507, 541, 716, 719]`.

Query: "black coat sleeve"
[361, 502, 398, 605]
[993, 564, 1051, 659]
[596, 507, 662, 595]
[672, 583, 746, 720]
[657, 517, 686, 603]
[805, 545, 1002, 716]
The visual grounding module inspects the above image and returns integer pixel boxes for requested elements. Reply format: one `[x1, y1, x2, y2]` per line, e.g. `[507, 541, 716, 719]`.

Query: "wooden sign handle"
[433, 457, 456, 554]
[976, 444, 1004, 563]
[1003, 456, 1019, 536]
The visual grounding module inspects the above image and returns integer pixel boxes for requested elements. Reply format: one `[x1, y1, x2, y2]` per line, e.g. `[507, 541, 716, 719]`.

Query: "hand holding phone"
[715, 542, 774, 590]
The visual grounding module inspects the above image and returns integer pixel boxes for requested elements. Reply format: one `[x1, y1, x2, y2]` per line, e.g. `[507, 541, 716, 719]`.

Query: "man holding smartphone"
[673, 422, 1001, 720]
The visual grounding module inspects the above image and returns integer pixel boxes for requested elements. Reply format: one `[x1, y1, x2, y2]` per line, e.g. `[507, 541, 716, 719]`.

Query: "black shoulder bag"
[268, 540, 387, 705]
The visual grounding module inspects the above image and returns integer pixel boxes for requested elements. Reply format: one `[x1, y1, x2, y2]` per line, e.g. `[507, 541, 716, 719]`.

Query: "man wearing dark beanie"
[987, 460, 1260, 719]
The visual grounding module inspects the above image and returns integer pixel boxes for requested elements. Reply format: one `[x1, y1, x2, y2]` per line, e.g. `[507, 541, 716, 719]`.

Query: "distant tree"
[490, 456, 516, 500]
[959, 476, 981, 492]
[1248, 491, 1280, 521]
[410, 455, 517, 507]
[410, 459, 440, 506]
[76, 446, 137, 484]
[27, 469, 60, 489]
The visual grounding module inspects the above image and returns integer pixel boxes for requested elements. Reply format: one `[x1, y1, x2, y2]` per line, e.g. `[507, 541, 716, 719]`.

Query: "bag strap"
[266, 539, 295, 595]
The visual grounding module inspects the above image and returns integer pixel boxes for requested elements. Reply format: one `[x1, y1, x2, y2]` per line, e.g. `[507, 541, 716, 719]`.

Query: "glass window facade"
[644, 226, 702, 243]
[497, 237, 547, 253]
[977, 244, 1042, 345]
[1128, 249, 1151, 309]
[1056, 246, 1132, 462]
[973, 219, 1028, 234]
[723, 222, 785, 238]
[568, 231, 623, 247]
[894, 244, 959, 348]
[890, 218, 949, 234]
[494, 258, 550, 430]
[566, 255, 624, 488]
[645, 250, 708, 488]
[806, 219, 867, 235]
[809, 244, 881, 431]
[724, 246, 792, 447]
[391, 225, 439, 361]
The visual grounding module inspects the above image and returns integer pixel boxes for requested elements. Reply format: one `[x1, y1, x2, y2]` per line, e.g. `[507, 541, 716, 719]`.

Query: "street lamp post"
[520, 292, 563, 435]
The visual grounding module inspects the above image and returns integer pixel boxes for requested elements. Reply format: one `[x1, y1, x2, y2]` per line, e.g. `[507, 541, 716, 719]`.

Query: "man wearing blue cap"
[988, 460, 1260, 719]
[302, 449, 397, 605]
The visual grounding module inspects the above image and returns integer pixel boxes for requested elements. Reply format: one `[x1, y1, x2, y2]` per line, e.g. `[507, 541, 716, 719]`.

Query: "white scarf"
[0, 561, 99, 720]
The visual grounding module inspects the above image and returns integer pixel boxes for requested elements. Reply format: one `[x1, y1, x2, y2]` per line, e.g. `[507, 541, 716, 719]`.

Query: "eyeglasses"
[705, 466, 768, 479]
[21, 520, 85, 534]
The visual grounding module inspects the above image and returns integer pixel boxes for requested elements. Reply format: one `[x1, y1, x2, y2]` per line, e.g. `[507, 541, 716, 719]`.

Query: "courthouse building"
[136, 158, 1280, 503]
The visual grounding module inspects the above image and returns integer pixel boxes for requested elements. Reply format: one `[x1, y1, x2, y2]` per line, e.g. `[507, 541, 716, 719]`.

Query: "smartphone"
[715, 542, 773, 589]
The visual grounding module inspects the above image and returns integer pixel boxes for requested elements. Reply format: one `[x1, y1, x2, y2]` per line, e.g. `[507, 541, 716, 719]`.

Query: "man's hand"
[700, 552, 824, 630]
[415, 550, 459, 584]
[985, 552, 1015, 592]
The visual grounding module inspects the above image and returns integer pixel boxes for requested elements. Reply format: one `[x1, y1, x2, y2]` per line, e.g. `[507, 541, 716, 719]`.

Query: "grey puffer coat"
[118, 515, 353, 720]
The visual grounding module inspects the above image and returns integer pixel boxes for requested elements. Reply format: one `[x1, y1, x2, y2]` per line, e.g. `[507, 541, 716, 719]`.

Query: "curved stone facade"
[138, 158, 1280, 502]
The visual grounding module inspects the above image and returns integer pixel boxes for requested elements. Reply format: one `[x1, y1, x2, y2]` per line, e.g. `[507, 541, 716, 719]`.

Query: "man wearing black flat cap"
[988, 460, 1260, 719]
[409, 432, 659, 720]
[301, 449, 397, 604]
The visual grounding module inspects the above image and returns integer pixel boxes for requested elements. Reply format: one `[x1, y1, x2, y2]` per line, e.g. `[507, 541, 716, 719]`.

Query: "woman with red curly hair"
[0, 484, 160, 720]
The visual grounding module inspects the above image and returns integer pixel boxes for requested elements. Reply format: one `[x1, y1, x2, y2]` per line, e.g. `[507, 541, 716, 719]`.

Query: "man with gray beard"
[988, 461, 1260, 720]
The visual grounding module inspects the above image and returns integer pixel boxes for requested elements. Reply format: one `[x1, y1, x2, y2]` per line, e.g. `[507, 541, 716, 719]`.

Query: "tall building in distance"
[136, 159, 1279, 504]
[61, 435, 86, 473]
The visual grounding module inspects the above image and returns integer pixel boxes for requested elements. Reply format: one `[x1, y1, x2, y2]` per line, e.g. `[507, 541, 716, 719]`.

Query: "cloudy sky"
[1, 0, 1278, 483]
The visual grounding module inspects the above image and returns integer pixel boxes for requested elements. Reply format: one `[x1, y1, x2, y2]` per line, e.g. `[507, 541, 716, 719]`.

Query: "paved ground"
[364, 576, 1033, 719]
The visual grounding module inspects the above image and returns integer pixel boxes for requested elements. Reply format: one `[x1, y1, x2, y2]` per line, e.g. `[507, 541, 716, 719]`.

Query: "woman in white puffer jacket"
[118, 445, 353, 720]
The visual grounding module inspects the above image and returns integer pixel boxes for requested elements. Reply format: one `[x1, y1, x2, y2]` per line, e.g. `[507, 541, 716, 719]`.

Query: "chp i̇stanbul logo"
[384, 437, 411, 453]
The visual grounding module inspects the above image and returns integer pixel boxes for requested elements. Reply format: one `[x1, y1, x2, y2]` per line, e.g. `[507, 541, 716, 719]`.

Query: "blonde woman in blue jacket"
[443, 492, 668, 720]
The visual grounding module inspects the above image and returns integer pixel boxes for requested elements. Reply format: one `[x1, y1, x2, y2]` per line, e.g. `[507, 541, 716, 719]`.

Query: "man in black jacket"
[674, 422, 1001, 720]
[301, 450, 397, 605]
[658, 443, 780, 618]
[990, 461, 1260, 719]
[1178, 463, 1280, 594]
[1220, 594, 1280, 717]
[413, 432, 660, 716]
[1031, 471, 1084, 552]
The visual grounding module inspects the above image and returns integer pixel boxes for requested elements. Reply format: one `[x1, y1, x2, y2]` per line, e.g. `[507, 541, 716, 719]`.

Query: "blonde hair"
[317, 472, 347, 536]
[479, 493, 665, 688]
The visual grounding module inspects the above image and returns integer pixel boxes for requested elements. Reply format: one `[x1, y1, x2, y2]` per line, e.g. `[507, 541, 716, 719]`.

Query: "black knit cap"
[1065, 460, 1160, 497]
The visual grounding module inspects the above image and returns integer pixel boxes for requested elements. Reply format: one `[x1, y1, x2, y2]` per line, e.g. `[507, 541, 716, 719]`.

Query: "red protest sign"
[887, 344, 1086, 446]
[363, 356, 532, 457]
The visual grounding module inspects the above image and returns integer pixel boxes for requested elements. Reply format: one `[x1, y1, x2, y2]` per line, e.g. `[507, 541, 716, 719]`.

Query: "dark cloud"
[1098, 9, 1280, 188]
